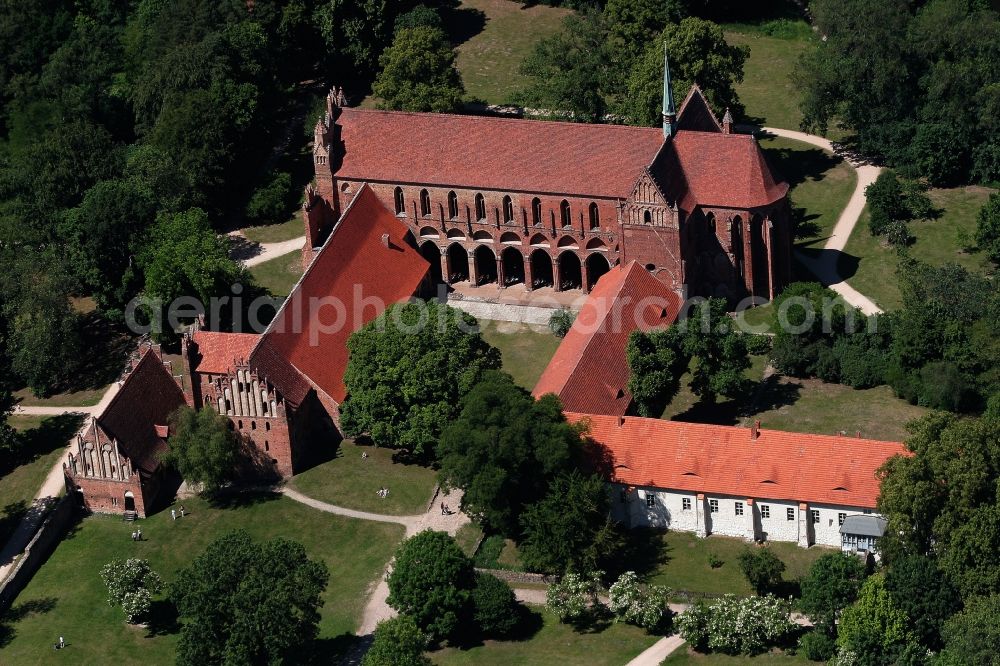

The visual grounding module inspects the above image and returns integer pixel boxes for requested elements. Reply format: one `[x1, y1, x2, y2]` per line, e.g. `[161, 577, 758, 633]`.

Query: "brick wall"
[65, 469, 153, 518]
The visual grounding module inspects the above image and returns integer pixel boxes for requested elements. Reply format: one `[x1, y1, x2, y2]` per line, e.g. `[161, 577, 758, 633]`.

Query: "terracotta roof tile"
[250, 184, 428, 404]
[333, 108, 664, 199]
[96, 348, 186, 474]
[568, 412, 907, 508]
[669, 131, 789, 209]
[190, 331, 259, 374]
[533, 262, 681, 415]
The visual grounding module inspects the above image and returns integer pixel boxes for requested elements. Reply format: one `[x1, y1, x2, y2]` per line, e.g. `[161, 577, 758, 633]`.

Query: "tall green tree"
[519, 471, 622, 575]
[363, 615, 430, 666]
[619, 17, 748, 126]
[884, 555, 961, 650]
[975, 192, 1000, 265]
[681, 297, 750, 402]
[940, 595, 1000, 666]
[626, 327, 689, 417]
[164, 407, 239, 493]
[386, 530, 475, 641]
[736, 548, 785, 596]
[171, 530, 329, 665]
[837, 574, 916, 663]
[799, 552, 867, 636]
[437, 371, 583, 536]
[373, 26, 464, 113]
[340, 301, 501, 458]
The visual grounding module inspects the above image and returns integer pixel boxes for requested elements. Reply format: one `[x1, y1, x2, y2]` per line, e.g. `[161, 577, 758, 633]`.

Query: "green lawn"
[454, 522, 484, 557]
[249, 251, 304, 298]
[0, 493, 404, 664]
[478, 320, 561, 392]
[759, 136, 857, 252]
[289, 439, 438, 516]
[748, 376, 926, 442]
[840, 186, 997, 312]
[13, 386, 106, 408]
[645, 531, 828, 598]
[241, 211, 304, 244]
[449, 0, 571, 104]
[0, 415, 81, 546]
[735, 304, 775, 334]
[724, 22, 814, 131]
[662, 645, 813, 665]
[428, 609, 659, 665]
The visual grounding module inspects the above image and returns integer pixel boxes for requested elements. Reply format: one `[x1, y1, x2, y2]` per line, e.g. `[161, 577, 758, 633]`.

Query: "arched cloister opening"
[394, 187, 405, 215]
[446, 228, 466, 240]
[530, 250, 553, 288]
[501, 248, 525, 286]
[557, 236, 579, 249]
[473, 245, 497, 285]
[473, 230, 493, 242]
[585, 237, 606, 250]
[529, 233, 549, 247]
[585, 253, 611, 290]
[447, 244, 469, 283]
[500, 231, 520, 244]
[419, 226, 439, 239]
[558, 252, 582, 290]
[124, 491, 135, 512]
[420, 241, 443, 285]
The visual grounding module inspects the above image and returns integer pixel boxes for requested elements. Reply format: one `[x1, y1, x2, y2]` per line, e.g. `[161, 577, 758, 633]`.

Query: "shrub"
[707, 552, 724, 569]
[545, 571, 604, 624]
[975, 192, 1000, 264]
[245, 171, 292, 224]
[677, 594, 796, 655]
[607, 571, 672, 632]
[471, 572, 519, 638]
[737, 548, 786, 596]
[744, 333, 772, 356]
[100, 558, 163, 624]
[885, 220, 911, 249]
[363, 615, 430, 666]
[800, 630, 837, 661]
[549, 308, 576, 337]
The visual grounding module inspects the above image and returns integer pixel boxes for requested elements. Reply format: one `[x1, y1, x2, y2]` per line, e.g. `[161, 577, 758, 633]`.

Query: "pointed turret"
[722, 108, 733, 134]
[662, 45, 676, 138]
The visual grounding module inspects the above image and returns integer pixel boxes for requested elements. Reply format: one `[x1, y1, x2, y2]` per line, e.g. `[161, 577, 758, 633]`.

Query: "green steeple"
[662, 45, 676, 138]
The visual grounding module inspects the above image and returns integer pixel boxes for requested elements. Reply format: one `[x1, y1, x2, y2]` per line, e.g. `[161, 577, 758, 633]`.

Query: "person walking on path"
[131, 531, 137, 541]
[171, 509, 176, 521]
[59, 636, 65, 649]
[179, 505, 185, 517]
[136, 527, 142, 541]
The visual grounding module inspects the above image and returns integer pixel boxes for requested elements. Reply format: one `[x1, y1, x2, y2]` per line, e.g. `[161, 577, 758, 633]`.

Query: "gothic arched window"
[502, 196, 514, 223]
[531, 198, 542, 226]
[393, 187, 405, 215]
[475, 193, 486, 221]
[560, 200, 571, 228]
[419, 189, 431, 217]
[589, 202, 600, 230]
[643, 210, 652, 225]
[448, 191, 458, 219]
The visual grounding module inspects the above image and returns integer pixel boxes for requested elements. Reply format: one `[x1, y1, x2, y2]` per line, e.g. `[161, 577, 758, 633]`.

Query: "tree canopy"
[340, 301, 501, 458]
[171, 530, 329, 665]
[373, 25, 464, 113]
[437, 371, 583, 536]
[799, 552, 867, 635]
[165, 406, 239, 493]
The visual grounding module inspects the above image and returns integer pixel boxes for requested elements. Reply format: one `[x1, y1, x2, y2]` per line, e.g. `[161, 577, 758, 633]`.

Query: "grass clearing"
[13, 386, 106, 409]
[645, 531, 828, 598]
[478, 320, 561, 392]
[663, 645, 813, 665]
[448, 0, 571, 104]
[241, 211, 305, 244]
[454, 522, 484, 557]
[290, 439, 438, 516]
[0, 492, 404, 663]
[428, 608, 658, 665]
[749, 376, 926, 442]
[840, 186, 997, 312]
[759, 136, 856, 251]
[249, 251, 304, 298]
[660, 355, 769, 425]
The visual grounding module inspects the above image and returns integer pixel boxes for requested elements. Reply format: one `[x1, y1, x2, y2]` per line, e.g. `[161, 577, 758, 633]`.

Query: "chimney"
[722, 108, 733, 134]
[750, 420, 760, 441]
[856, 430, 862, 438]
[381, 233, 391, 249]
[618, 415, 625, 427]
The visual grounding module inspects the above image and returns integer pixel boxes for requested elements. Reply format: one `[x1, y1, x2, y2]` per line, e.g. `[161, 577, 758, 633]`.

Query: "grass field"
[749, 377, 925, 442]
[840, 186, 997, 312]
[290, 439, 438, 516]
[0, 415, 81, 546]
[0, 492, 404, 664]
[449, 0, 571, 104]
[249, 252, 304, 297]
[241, 213, 304, 245]
[645, 531, 827, 598]
[663, 645, 813, 665]
[478, 320, 561, 392]
[759, 136, 856, 252]
[13, 386, 106, 409]
[428, 609, 658, 665]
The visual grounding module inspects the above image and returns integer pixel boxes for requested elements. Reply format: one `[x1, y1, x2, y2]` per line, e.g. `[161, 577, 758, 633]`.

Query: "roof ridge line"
[339, 107, 665, 134]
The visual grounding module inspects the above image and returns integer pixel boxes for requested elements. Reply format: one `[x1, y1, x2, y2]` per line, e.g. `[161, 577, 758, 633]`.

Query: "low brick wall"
[0, 495, 78, 613]
[474, 568, 558, 586]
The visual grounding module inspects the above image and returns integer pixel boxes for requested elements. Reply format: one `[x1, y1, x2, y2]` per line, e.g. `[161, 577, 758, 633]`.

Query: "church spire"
[662, 45, 676, 138]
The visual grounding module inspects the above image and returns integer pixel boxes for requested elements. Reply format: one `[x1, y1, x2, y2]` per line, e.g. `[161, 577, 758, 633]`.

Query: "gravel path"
[763, 127, 883, 315]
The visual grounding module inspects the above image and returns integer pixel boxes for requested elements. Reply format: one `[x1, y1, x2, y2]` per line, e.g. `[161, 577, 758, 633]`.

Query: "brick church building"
[303, 57, 791, 301]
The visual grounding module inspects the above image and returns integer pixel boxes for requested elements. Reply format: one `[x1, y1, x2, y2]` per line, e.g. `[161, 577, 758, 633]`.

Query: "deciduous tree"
[975, 192, 1000, 265]
[373, 26, 464, 113]
[100, 558, 163, 624]
[736, 548, 785, 596]
[164, 406, 239, 493]
[363, 615, 430, 666]
[799, 552, 867, 635]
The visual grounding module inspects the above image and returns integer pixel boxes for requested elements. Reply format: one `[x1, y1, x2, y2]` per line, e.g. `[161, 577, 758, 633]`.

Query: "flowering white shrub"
[677, 594, 795, 655]
[545, 571, 604, 623]
[608, 571, 672, 631]
[100, 558, 163, 624]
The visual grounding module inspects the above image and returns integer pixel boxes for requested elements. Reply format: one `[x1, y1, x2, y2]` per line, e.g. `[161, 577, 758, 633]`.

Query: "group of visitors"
[376, 487, 389, 498]
[170, 505, 186, 521]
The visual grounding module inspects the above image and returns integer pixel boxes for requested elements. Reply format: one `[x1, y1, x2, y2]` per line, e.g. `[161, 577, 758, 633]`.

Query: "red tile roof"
[190, 331, 259, 374]
[334, 108, 665, 199]
[250, 184, 429, 404]
[533, 262, 681, 416]
[670, 131, 788, 209]
[568, 412, 907, 508]
[96, 347, 186, 474]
